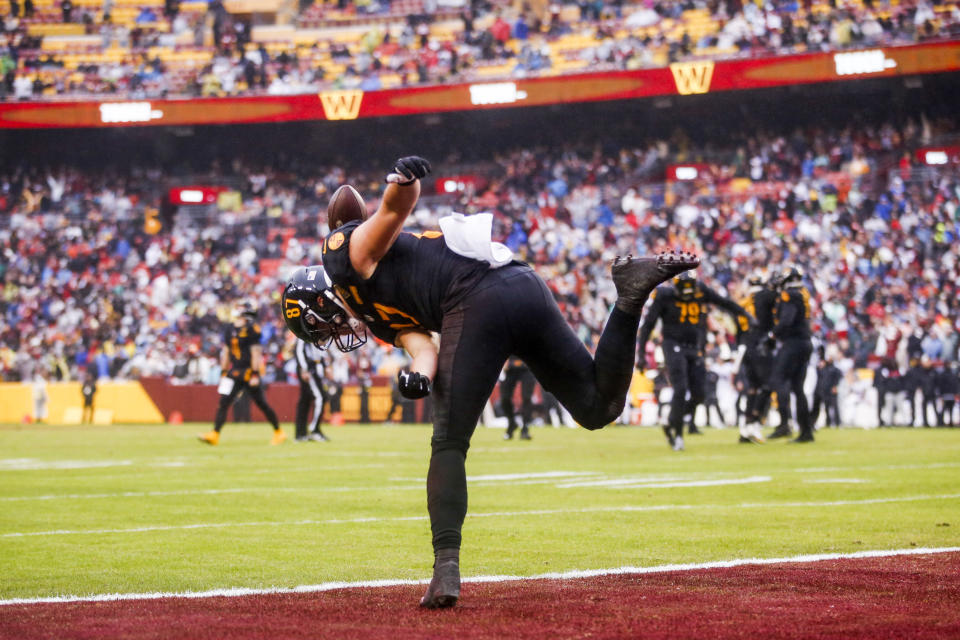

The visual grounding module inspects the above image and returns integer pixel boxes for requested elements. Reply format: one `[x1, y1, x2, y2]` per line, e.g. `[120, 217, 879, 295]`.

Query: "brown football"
[327, 184, 367, 230]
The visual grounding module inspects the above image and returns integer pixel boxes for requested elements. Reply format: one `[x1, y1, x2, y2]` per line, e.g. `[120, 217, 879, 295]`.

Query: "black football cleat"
[612, 251, 700, 315]
[420, 549, 460, 609]
[768, 427, 792, 439]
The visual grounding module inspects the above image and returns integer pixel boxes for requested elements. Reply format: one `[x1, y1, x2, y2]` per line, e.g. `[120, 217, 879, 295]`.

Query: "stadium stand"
[1, 0, 959, 99]
[1, 104, 957, 391]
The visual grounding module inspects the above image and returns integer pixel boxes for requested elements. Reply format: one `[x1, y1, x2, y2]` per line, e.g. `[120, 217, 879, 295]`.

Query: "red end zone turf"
[3, 552, 959, 640]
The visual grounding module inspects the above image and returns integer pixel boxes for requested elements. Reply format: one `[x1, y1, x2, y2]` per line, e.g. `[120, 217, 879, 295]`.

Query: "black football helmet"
[281, 266, 367, 352]
[746, 271, 767, 293]
[780, 264, 804, 288]
[231, 299, 258, 325]
[674, 272, 697, 300]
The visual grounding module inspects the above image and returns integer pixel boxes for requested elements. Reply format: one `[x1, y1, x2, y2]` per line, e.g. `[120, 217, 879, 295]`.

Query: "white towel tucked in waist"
[438, 212, 513, 268]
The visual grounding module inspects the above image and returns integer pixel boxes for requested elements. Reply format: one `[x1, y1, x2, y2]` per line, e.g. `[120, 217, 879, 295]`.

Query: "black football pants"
[214, 378, 279, 432]
[427, 264, 644, 551]
[295, 367, 328, 438]
[663, 340, 705, 437]
[741, 344, 773, 425]
[770, 338, 812, 437]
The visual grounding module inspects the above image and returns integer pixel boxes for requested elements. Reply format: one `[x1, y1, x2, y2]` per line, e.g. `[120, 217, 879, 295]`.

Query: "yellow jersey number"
[675, 301, 701, 325]
[373, 303, 423, 330]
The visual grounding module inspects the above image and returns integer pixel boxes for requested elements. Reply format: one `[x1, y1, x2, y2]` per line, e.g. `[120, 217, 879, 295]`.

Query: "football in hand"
[327, 185, 367, 230]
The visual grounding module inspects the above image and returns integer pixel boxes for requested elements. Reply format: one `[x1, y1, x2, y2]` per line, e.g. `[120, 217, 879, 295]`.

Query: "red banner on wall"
[1, 41, 958, 129]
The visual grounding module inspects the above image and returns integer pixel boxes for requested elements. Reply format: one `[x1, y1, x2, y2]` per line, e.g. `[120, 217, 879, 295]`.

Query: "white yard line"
[556, 476, 771, 489]
[0, 459, 134, 471]
[0, 486, 424, 502]
[1, 546, 957, 607]
[466, 471, 599, 481]
[791, 462, 960, 473]
[4, 492, 959, 538]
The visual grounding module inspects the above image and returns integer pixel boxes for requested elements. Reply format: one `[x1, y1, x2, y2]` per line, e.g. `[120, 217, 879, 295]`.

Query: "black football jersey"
[738, 288, 777, 346]
[225, 321, 261, 371]
[638, 283, 748, 348]
[773, 286, 812, 340]
[321, 220, 490, 345]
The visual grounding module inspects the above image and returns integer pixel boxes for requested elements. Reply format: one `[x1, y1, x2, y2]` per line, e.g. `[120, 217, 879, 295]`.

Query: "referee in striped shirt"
[295, 338, 331, 442]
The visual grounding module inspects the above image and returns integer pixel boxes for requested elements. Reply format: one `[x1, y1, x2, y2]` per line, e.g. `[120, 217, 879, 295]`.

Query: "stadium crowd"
[2, 0, 960, 100]
[1, 108, 959, 424]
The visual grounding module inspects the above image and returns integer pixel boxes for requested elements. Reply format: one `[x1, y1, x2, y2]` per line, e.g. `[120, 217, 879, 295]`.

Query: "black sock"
[427, 448, 468, 552]
[594, 307, 642, 408]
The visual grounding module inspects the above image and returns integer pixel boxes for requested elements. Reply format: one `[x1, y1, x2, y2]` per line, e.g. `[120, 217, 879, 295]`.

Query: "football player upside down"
[282, 156, 699, 608]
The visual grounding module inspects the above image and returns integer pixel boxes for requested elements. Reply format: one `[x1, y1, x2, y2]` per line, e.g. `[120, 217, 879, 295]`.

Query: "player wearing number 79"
[637, 272, 752, 451]
[281, 156, 700, 609]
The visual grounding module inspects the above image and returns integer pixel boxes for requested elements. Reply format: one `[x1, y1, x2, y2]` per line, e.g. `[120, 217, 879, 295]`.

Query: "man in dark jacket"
[811, 354, 842, 428]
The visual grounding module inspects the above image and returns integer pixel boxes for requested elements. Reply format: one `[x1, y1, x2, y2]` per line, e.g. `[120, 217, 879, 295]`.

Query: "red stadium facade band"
[281, 156, 699, 608]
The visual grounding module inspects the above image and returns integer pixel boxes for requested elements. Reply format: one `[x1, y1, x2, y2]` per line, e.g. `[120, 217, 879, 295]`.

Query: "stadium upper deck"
[1, 0, 959, 120]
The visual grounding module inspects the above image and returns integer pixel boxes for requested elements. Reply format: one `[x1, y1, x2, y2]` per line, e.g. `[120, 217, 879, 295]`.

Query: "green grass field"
[1, 422, 958, 602]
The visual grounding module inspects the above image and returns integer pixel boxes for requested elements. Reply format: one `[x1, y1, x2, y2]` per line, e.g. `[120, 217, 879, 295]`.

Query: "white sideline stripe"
[2, 546, 958, 607]
[4, 492, 959, 538]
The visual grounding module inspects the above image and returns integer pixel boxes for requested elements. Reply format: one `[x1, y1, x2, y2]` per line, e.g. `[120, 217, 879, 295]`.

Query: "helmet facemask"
[282, 267, 367, 352]
[674, 273, 697, 300]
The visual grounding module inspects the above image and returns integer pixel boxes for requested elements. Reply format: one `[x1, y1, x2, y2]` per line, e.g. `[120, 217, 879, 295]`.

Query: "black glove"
[398, 369, 432, 399]
[386, 156, 431, 185]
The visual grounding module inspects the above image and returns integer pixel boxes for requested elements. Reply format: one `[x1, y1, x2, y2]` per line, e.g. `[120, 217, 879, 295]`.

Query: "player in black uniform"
[294, 338, 331, 442]
[637, 272, 751, 451]
[769, 266, 814, 443]
[735, 273, 778, 443]
[280, 156, 699, 609]
[500, 356, 534, 440]
[199, 301, 285, 446]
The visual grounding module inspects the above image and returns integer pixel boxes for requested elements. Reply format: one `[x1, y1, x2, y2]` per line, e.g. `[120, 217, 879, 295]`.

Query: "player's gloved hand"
[398, 369, 432, 399]
[386, 156, 431, 185]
